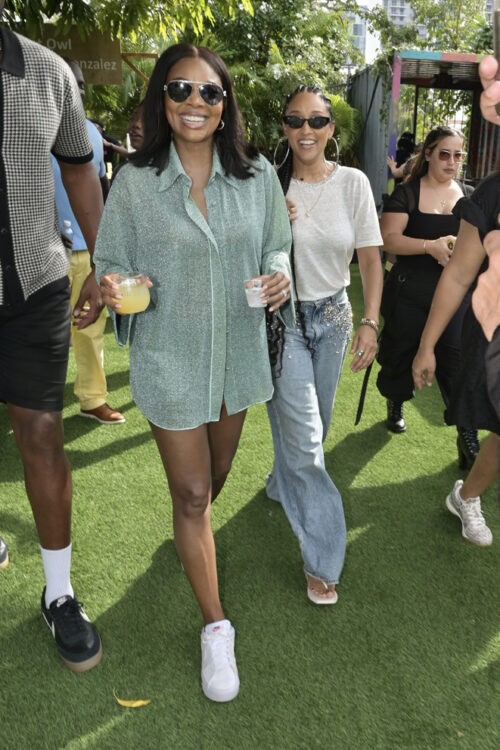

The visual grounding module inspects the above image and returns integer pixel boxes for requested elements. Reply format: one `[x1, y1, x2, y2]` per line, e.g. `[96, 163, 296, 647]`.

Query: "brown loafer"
[79, 403, 126, 424]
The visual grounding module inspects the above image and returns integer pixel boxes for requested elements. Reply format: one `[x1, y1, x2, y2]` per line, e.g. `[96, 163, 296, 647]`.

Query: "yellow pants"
[68, 250, 108, 410]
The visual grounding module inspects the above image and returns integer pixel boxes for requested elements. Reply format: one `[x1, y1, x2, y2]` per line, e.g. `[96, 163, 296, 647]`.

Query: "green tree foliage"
[410, 0, 487, 52]
[2, 0, 253, 39]
[365, 0, 493, 141]
[1, 0, 251, 143]
[179, 0, 364, 157]
[3, 0, 363, 159]
[365, 0, 491, 55]
[364, 5, 419, 52]
[408, 1, 492, 137]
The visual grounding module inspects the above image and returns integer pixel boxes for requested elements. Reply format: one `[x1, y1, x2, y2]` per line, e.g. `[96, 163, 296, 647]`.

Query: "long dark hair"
[130, 43, 258, 178]
[269, 85, 334, 365]
[408, 125, 465, 181]
[276, 85, 334, 193]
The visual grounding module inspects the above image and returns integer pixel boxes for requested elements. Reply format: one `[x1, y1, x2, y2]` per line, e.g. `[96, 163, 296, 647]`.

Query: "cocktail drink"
[115, 273, 150, 314]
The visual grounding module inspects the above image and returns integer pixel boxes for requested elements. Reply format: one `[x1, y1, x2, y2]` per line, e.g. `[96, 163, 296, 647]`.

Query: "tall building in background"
[381, 0, 426, 37]
[348, 5, 368, 59]
[382, 0, 412, 27]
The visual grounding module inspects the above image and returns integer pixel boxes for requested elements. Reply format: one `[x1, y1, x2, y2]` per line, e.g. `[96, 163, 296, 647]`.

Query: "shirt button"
[226, 366, 230, 370]
[0, 227, 7, 234]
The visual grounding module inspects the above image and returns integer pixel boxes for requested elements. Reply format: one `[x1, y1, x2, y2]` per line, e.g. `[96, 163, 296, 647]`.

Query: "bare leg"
[8, 404, 71, 548]
[461, 432, 499, 499]
[150, 407, 246, 625]
[208, 404, 247, 502]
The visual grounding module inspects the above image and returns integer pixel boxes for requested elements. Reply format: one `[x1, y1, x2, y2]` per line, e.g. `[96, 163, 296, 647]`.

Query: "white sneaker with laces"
[446, 479, 493, 547]
[201, 620, 239, 702]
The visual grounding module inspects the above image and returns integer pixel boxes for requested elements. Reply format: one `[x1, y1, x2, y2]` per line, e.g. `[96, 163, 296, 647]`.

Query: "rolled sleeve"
[52, 66, 92, 164]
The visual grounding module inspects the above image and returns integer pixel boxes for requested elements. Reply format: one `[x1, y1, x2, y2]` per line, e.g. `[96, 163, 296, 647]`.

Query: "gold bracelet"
[360, 318, 379, 335]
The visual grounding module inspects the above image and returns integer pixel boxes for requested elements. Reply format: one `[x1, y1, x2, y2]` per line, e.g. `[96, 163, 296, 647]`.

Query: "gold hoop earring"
[273, 137, 290, 170]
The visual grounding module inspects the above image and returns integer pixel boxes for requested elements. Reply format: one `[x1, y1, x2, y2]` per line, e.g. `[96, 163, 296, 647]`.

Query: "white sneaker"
[446, 480, 493, 547]
[201, 620, 240, 702]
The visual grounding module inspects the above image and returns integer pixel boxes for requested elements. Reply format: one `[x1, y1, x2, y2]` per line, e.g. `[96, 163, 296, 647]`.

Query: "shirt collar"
[0, 27, 25, 78]
[158, 140, 240, 191]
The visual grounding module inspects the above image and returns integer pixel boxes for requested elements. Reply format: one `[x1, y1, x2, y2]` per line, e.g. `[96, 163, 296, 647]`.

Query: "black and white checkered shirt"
[0, 26, 93, 307]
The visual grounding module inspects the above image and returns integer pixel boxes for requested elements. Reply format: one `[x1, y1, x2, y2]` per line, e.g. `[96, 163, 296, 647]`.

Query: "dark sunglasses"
[163, 79, 226, 106]
[437, 149, 466, 162]
[283, 115, 332, 130]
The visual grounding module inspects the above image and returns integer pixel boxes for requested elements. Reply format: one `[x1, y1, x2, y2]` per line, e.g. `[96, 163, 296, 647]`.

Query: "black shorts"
[0, 279, 71, 411]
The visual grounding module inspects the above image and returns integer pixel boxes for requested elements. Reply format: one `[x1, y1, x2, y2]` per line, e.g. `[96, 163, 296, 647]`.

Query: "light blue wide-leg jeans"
[266, 289, 353, 584]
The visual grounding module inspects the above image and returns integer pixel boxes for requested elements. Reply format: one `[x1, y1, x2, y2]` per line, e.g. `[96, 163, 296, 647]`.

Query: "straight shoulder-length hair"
[130, 43, 258, 179]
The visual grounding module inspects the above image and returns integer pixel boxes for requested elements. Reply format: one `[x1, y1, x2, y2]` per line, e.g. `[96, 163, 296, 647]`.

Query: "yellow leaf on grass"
[113, 688, 151, 708]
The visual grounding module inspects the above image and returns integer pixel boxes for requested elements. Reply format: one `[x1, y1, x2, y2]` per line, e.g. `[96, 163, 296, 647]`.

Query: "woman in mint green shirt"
[94, 44, 293, 703]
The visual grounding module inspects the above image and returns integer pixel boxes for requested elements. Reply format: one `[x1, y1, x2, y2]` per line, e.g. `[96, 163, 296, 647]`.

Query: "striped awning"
[399, 50, 482, 90]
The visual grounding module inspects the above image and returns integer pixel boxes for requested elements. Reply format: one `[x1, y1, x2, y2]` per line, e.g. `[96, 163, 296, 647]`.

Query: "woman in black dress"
[377, 126, 478, 467]
[413, 172, 500, 547]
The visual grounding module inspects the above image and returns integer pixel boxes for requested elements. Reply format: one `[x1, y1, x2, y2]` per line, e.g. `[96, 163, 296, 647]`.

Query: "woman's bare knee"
[172, 480, 211, 518]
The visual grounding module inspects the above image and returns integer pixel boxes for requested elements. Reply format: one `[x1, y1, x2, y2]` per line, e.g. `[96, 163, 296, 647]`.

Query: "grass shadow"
[2, 459, 500, 749]
[325, 421, 392, 487]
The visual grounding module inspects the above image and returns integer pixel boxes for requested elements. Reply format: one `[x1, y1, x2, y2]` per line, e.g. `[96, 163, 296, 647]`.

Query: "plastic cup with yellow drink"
[113, 272, 150, 314]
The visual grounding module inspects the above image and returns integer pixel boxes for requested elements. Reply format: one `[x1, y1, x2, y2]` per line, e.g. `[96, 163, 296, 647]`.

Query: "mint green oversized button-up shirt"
[94, 144, 294, 430]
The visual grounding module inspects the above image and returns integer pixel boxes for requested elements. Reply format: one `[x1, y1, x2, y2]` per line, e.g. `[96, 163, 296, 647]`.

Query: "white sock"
[40, 543, 74, 608]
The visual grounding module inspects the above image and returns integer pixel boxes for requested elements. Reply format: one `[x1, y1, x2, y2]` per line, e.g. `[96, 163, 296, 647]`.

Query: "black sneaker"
[41, 588, 102, 672]
[0, 535, 8, 569]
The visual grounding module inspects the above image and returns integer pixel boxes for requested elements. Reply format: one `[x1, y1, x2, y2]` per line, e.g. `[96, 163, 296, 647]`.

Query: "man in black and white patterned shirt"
[0, 3, 103, 672]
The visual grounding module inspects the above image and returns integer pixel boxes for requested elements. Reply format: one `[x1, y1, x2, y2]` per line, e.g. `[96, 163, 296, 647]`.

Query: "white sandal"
[306, 575, 338, 605]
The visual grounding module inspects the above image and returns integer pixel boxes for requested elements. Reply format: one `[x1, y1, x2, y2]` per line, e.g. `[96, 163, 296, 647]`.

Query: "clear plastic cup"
[244, 278, 265, 308]
[115, 272, 150, 314]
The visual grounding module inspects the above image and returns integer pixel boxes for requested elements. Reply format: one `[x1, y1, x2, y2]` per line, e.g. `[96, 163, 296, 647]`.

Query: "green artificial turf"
[1, 266, 499, 750]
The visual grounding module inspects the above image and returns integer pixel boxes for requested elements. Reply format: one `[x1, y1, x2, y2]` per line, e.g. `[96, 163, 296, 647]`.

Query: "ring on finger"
[281, 289, 288, 299]
[356, 350, 364, 357]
